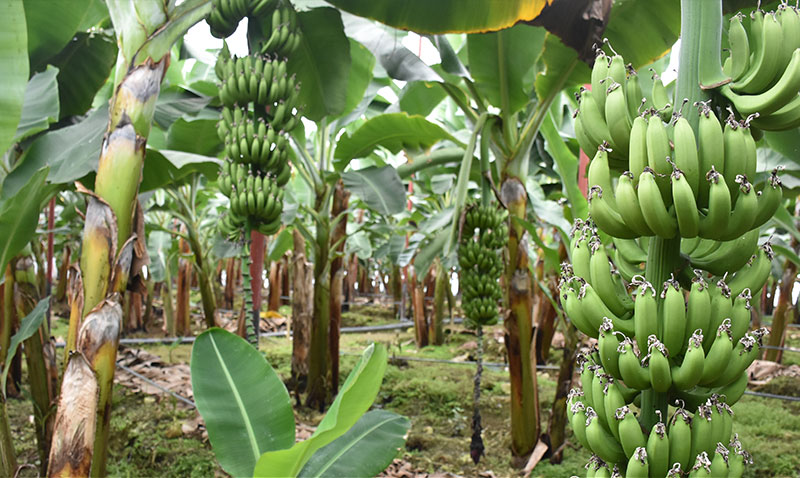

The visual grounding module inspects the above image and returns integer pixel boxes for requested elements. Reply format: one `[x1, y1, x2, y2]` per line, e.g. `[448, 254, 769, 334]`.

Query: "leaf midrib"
[209, 333, 261, 464]
[309, 414, 402, 477]
[350, 171, 390, 215]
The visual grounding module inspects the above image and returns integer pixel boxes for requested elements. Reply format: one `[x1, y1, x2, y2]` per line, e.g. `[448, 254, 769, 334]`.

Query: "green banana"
[614, 172, 654, 237]
[672, 330, 706, 390]
[700, 319, 734, 385]
[668, 407, 693, 472]
[647, 337, 672, 393]
[671, 168, 700, 238]
[660, 276, 687, 354]
[637, 169, 677, 238]
[728, 13, 751, 81]
[699, 167, 732, 240]
[731, 11, 783, 94]
[645, 418, 670, 478]
[588, 186, 638, 239]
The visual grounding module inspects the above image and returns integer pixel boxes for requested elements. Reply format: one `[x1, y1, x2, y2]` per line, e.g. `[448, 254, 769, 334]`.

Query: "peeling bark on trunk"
[55, 246, 71, 303]
[50, 56, 166, 478]
[501, 177, 539, 461]
[268, 261, 281, 312]
[291, 230, 312, 398]
[176, 234, 192, 336]
[48, 355, 98, 477]
[329, 181, 349, 394]
[411, 270, 428, 347]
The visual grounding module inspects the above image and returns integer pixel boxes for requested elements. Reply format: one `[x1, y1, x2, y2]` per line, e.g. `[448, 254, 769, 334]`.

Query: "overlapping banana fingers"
[720, 5, 800, 129]
[570, 347, 760, 476]
[458, 203, 507, 328]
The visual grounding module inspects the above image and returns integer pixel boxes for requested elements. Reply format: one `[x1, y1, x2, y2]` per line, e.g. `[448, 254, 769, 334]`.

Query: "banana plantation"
[4, 0, 800, 477]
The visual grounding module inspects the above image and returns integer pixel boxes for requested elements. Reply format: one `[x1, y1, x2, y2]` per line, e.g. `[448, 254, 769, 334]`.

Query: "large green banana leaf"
[325, 0, 552, 34]
[0, 0, 28, 156]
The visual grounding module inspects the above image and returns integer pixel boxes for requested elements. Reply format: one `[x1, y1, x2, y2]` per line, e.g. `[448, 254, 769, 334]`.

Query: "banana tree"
[150, 174, 223, 331]
[46, 1, 213, 475]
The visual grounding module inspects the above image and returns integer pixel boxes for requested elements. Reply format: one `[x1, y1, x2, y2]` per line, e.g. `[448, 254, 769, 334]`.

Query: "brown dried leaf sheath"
[47, 354, 98, 477]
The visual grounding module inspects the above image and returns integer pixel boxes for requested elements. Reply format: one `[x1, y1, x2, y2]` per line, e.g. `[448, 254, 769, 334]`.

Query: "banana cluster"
[217, 106, 292, 167]
[207, 0, 274, 38]
[216, 54, 301, 129]
[569, 349, 757, 477]
[561, 220, 771, 476]
[458, 204, 507, 327]
[575, 47, 673, 169]
[586, 110, 782, 243]
[720, 6, 800, 131]
[208, 1, 302, 240]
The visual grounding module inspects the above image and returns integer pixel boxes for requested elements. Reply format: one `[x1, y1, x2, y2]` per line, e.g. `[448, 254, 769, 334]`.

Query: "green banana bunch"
[210, 0, 303, 240]
[207, 0, 276, 39]
[458, 203, 507, 328]
[719, 6, 800, 130]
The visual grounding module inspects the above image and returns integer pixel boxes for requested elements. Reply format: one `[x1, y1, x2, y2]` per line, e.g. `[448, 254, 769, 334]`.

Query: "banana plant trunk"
[430, 258, 447, 345]
[291, 229, 312, 397]
[187, 229, 218, 329]
[176, 233, 192, 336]
[390, 263, 402, 318]
[249, 231, 266, 341]
[307, 189, 332, 409]
[329, 180, 349, 394]
[268, 261, 280, 311]
[162, 262, 176, 335]
[55, 246, 71, 302]
[50, 55, 167, 478]
[547, 326, 578, 464]
[411, 270, 429, 347]
[765, 258, 797, 362]
[500, 175, 540, 461]
[15, 258, 55, 472]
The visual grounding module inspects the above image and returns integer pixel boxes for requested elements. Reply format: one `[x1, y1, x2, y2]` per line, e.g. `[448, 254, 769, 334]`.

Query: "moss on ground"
[6, 303, 800, 477]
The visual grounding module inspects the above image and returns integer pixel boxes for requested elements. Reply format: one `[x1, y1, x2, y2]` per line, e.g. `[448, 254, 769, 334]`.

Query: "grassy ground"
[7, 304, 800, 477]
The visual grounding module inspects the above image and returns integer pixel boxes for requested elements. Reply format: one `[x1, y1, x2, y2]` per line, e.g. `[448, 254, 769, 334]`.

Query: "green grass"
[6, 305, 800, 477]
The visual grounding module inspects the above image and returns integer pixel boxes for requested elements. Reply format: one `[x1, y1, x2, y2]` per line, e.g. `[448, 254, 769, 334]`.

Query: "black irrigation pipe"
[116, 362, 197, 408]
[52, 319, 469, 348]
[760, 344, 800, 354]
[743, 390, 800, 402]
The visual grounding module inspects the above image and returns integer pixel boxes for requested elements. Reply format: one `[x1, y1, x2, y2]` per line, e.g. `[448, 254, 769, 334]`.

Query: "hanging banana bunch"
[208, 0, 302, 241]
[457, 202, 507, 464]
[561, 27, 793, 473]
[458, 203, 507, 328]
[719, 6, 800, 130]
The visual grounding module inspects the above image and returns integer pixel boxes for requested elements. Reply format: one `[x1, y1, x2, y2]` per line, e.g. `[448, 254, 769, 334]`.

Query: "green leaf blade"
[299, 410, 410, 478]
[254, 344, 388, 477]
[287, 7, 351, 122]
[191, 328, 295, 478]
[14, 65, 60, 142]
[341, 166, 406, 216]
[1, 296, 49, 397]
[0, 0, 29, 155]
